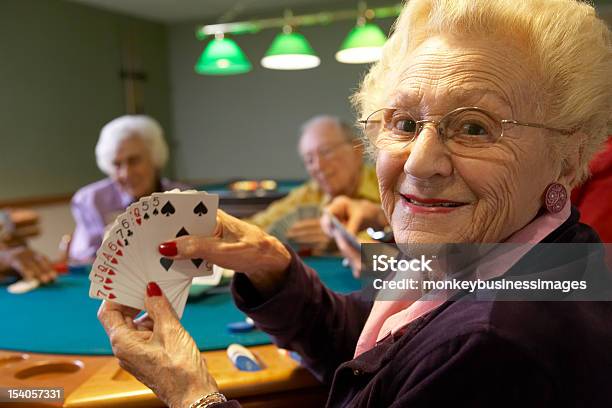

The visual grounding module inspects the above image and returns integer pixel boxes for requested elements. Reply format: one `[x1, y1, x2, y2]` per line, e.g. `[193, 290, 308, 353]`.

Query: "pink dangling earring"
[543, 182, 568, 213]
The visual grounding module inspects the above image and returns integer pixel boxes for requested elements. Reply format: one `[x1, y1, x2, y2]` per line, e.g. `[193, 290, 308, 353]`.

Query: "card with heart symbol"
[89, 190, 222, 318]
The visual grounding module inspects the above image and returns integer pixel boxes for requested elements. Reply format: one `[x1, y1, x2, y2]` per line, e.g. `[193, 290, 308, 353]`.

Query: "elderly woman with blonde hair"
[98, 0, 612, 406]
[70, 115, 188, 262]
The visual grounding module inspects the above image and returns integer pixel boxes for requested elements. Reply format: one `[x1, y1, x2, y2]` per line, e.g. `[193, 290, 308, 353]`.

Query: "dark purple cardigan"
[217, 208, 612, 407]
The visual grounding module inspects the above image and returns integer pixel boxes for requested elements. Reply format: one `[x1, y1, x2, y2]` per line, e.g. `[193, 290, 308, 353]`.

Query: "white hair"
[354, 0, 612, 186]
[300, 115, 358, 142]
[95, 115, 169, 175]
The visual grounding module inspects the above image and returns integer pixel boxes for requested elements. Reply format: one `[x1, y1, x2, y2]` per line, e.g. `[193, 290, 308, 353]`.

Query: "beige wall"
[28, 202, 75, 258]
[0, 0, 173, 202]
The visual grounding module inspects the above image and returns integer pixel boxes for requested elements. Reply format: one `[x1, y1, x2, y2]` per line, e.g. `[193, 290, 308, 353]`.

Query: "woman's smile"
[400, 193, 469, 214]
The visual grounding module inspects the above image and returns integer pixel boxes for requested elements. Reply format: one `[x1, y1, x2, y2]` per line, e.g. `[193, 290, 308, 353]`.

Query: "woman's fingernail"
[147, 282, 162, 297]
[158, 241, 177, 257]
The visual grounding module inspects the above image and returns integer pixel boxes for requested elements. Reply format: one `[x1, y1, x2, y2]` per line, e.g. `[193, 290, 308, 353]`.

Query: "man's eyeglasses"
[301, 141, 351, 166]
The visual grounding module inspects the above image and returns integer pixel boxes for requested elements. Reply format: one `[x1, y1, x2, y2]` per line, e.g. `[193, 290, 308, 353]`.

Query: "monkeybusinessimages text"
[370, 255, 587, 294]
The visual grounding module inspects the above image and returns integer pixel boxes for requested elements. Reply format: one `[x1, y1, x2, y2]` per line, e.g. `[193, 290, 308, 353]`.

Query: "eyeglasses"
[359, 106, 574, 151]
[301, 140, 351, 167]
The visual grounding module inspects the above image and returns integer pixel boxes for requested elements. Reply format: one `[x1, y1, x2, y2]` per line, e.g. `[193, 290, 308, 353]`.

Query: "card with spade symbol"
[140, 191, 219, 281]
[89, 190, 220, 318]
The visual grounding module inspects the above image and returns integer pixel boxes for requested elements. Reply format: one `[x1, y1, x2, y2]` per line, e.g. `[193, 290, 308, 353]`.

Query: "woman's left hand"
[97, 282, 218, 408]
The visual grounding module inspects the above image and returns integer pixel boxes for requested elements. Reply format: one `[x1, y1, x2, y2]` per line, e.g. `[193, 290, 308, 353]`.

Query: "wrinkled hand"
[0, 246, 56, 283]
[159, 209, 291, 297]
[321, 196, 387, 236]
[320, 196, 387, 278]
[285, 218, 331, 251]
[98, 283, 217, 408]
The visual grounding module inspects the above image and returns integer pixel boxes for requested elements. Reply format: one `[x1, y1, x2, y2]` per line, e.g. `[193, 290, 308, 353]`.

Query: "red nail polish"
[158, 241, 177, 257]
[147, 282, 162, 297]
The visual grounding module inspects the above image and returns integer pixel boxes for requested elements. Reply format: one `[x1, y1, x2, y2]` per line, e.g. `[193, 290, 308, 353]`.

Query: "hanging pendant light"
[261, 26, 320, 70]
[195, 33, 252, 75]
[336, 18, 387, 64]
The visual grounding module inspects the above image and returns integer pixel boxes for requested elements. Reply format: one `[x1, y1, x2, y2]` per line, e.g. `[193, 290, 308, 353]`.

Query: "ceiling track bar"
[195, 4, 402, 39]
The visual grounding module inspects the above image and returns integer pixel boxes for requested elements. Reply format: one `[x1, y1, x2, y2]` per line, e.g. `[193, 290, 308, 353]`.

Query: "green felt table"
[1, 257, 359, 356]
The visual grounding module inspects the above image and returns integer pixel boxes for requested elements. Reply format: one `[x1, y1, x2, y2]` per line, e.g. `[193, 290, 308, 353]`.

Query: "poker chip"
[226, 319, 255, 333]
[7, 279, 40, 294]
[227, 343, 261, 371]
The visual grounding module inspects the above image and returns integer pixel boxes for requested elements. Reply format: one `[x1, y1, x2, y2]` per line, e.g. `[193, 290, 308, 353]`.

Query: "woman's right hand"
[158, 210, 291, 297]
[98, 283, 218, 408]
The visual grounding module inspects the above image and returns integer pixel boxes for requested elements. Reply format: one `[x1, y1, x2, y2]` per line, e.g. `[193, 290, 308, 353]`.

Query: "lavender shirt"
[69, 178, 189, 262]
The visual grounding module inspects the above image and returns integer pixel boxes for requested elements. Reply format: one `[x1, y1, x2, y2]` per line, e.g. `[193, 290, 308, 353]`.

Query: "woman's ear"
[557, 131, 587, 188]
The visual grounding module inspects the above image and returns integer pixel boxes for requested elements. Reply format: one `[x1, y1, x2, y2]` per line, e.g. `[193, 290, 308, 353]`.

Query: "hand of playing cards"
[89, 190, 221, 318]
[267, 204, 321, 245]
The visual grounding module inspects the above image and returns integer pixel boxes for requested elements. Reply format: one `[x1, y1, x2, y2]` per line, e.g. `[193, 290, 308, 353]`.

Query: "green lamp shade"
[335, 23, 387, 64]
[195, 37, 252, 75]
[261, 32, 320, 70]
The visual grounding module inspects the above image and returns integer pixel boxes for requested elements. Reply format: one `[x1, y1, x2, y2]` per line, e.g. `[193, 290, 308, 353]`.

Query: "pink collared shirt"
[354, 202, 571, 357]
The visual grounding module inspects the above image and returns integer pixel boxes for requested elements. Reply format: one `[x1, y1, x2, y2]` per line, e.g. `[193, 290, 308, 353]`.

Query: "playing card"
[191, 264, 225, 286]
[126, 202, 148, 270]
[89, 274, 189, 313]
[140, 191, 218, 280]
[326, 211, 361, 251]
[267, 210, 299, 243]
[89, 276, 143, 308]
[90, 247, 142, 301]
[88, 190, 220, 318]
[138, 196, 153, 224]
[298, 204, 321, 220]
[267, 205, 324, 250]
[91, 215, 141, 290]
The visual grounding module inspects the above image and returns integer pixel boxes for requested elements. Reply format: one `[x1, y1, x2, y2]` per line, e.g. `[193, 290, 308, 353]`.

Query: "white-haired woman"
[98, 0, 612, 406]
[69, 115, 188, 262]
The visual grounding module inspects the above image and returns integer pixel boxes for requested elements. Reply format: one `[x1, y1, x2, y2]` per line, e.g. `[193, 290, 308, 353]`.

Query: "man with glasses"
[249, 115, 380, 253]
